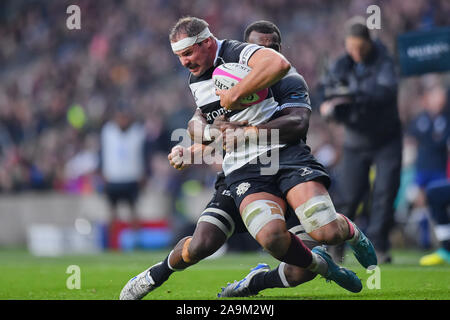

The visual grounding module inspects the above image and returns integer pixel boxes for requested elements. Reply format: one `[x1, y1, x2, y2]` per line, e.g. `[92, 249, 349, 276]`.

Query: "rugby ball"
[212, 63, 268, 106]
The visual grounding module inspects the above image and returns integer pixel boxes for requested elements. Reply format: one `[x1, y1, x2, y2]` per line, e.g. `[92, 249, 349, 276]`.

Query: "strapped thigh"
[241, 200, 285, 238]
[294, 194, 337, 233]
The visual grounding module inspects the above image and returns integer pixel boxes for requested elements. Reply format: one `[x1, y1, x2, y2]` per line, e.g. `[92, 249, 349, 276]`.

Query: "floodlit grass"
[0, 248, 448, 300]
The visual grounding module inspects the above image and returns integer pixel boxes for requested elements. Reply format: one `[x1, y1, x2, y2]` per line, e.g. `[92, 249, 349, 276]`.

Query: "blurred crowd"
[0, 0, 449, 245]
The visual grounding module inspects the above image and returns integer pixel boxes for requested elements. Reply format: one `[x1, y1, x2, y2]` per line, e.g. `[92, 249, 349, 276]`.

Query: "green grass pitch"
[0, 248, 448, 300]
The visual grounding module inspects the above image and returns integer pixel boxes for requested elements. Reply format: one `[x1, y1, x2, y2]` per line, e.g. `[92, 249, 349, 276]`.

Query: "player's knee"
[256, 223, 290, 256]
[309, 220, 344, 244]
[289, 225, 320, 249]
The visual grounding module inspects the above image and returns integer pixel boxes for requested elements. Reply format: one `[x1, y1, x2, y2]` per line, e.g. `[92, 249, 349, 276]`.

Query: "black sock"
[248, 266, 286, 294]
[148, 255, 174, 287]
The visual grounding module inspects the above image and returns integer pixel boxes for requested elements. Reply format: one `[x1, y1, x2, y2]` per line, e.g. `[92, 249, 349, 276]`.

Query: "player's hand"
[168, 145, 190, 170]
[216, 89, 245, 111]
[212, 115, 229, 128]
[219, 121, 255, 153]
[213, 115, 248, 129]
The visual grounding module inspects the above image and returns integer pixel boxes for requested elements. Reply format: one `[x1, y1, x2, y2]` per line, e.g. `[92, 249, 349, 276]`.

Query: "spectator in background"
[406, 77, 450, 264]
[319, 17, 402, 263]
[99, 103, 149, 248]
[407, 79, 449, 191]
[419, 178, 450, 265]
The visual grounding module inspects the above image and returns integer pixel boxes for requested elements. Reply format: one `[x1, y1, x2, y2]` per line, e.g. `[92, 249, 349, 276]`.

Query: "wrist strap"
[203, 124, 212, 141]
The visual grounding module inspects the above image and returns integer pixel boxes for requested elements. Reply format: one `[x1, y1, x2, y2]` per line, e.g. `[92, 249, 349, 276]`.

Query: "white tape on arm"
[203, 124, 212, 141]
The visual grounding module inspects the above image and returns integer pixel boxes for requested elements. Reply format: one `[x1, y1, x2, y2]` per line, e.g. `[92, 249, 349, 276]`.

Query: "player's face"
[173, 37, 214, 76]
[345, 36, 372, 63]
[247, 31, 280, 52]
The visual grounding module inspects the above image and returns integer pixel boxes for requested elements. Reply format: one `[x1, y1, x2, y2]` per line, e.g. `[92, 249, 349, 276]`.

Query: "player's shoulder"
[283, 67, 308, 86]
[275, 67, 309, 92]
[219, 39, 262, 64]
[220, 39, 247, 53]
[271, 66, 311, 109]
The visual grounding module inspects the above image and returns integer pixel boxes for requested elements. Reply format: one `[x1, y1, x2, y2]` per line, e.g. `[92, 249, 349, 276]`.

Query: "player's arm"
[168, 143, 210, 170]
[216, 107, 310, 152]
[217, 48, 290, 110]
[187, 107, 247, 143]
[187, 108, 211, 144]
[187, 108, 232, 144]
[169, 109, 215, 170]
[256, 107, 310, 143]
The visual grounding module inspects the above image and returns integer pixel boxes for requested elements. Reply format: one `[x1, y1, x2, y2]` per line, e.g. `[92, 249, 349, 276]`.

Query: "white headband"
[171, 27, 213, 52]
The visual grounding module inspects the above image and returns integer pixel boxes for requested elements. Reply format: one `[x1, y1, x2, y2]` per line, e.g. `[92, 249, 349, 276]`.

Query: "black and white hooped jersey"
[187, 39, 309, 175]
[189, 39, 281, 126]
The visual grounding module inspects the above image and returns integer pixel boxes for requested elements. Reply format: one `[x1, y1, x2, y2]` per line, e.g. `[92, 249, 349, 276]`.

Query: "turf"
[0, 248, 448, 300]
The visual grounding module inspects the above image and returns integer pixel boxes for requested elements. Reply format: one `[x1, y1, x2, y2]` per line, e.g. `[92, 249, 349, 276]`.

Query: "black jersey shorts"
[225, 143, 331, 209]
[198, 172, 247, 237]
[199, 171, 301, 238]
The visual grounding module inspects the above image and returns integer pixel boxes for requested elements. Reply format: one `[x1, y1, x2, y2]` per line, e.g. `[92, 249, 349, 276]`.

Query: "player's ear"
[200, 38, 211, 48]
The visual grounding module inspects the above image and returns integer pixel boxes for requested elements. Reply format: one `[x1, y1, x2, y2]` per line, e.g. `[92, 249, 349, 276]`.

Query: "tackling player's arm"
[256, 107, 310, 143]
[172, 108, 247, 169]
[215, 107, 310, 152]
[217, 48, 291, 110]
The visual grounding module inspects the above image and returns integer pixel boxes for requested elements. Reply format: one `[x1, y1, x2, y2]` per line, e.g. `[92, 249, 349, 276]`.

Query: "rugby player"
[216, 20, 376, 297]
[119, 17, 368, 300]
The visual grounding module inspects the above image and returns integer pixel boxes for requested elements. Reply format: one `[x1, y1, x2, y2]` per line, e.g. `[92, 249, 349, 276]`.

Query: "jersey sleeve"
[239, 44, 262, 65]
[273, 69, 311, 110]
[220, 40, 263, 65]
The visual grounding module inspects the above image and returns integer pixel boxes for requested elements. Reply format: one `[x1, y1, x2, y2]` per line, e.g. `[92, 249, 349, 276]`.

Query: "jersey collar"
[213, 39, 224, 66]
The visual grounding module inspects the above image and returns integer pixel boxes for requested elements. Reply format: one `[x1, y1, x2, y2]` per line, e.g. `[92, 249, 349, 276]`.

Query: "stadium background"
[0, 0, 449, 258]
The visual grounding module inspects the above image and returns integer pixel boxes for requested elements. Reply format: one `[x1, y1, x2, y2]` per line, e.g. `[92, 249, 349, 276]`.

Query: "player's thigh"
[285, 181, 339, 236]
[194, 189, 239, 246]
[285, 180, 328, 209]
[226, 167, 288, 241]
[239, 192, 288, 246]
[239, 191, 287, 213]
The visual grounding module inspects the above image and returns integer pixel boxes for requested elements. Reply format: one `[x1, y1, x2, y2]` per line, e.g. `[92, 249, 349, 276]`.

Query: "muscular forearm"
[256, 108, 310, 144]
[187, 143, 210, 161]
[187, 109, 217, 144]
[230, 49, 290, 104]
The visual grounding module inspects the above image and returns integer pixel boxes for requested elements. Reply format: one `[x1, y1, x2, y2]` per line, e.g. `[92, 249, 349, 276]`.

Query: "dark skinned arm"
[215, 107, 310, 152]
[256, 107, 310, 144]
